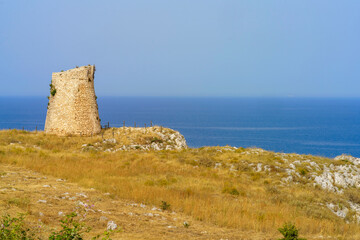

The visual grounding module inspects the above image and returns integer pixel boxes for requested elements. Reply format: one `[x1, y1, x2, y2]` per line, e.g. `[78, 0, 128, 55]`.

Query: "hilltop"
[0, 128, 360, 239]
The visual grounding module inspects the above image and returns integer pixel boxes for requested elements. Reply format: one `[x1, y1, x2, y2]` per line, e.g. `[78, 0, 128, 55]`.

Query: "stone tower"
[44, 65, 101, 136]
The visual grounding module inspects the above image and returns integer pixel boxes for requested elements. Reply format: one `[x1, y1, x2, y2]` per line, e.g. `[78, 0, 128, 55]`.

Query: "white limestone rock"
[327, 203, 348, 219]
[335, 154, 360, 165]
[107, 221, 117, 230]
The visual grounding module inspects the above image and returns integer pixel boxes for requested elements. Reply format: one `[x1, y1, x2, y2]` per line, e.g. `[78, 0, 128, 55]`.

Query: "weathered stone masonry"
[45, 65, 101, 136]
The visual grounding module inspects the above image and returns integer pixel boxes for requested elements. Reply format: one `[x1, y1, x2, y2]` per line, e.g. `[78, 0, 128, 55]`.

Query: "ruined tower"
[44, 65, 101, 136]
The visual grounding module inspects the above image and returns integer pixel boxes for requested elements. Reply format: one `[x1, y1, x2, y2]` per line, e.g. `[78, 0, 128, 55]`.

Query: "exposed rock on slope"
[82, 126, 187, 152]
[334, 154, 360, 165]
[187, 146, 360, 223]
[219, 148, 360, 223]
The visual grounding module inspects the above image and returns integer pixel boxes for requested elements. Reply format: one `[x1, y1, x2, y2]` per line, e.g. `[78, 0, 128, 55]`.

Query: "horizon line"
[1, 95, 360, 99]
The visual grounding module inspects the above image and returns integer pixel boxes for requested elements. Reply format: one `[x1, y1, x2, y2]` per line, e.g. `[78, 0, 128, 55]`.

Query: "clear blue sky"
[1, 0, 359, 97]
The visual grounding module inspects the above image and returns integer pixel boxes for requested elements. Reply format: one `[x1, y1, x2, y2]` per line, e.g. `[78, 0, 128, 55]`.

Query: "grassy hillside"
[0, 129, 360, 239]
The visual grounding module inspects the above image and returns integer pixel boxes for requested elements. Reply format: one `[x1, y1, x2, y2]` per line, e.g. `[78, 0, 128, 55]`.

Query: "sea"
[1, 96, 360, 158]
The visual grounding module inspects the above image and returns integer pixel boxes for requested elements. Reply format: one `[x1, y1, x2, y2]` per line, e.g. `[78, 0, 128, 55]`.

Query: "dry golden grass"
[2, 164, 260, 239]
[0, 129, 359, 239]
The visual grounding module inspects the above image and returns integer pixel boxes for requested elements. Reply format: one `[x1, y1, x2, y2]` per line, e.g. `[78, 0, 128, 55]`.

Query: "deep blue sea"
[1, 97, 360, 158]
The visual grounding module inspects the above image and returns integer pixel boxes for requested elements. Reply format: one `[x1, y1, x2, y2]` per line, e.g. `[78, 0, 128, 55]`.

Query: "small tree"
[278, 222, 306, 240]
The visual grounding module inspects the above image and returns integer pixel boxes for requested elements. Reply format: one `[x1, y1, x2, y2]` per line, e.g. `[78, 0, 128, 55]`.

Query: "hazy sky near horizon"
[1, 1, 360, 97]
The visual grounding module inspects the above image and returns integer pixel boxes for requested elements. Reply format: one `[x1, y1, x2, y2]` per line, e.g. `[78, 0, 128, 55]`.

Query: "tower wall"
[44, 65, 101, 136]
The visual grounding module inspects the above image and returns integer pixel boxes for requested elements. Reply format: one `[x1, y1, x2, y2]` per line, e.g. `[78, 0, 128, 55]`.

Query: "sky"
[0, 0, 360, 97]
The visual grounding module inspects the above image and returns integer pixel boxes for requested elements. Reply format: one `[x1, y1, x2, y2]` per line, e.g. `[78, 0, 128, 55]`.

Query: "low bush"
[222, 185, 239, 196]
[49, 212, 90, 240]
[0, 214, 35, 240]
[1, 212, 114, 240]
[160, 201, 171, 211]
[278, 222, 306, 240]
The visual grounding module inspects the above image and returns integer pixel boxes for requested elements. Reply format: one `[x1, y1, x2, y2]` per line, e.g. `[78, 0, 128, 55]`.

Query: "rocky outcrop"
[201, 147, 360, 223]
[334, 154, 360, 165]
[81, 127, 187, 152]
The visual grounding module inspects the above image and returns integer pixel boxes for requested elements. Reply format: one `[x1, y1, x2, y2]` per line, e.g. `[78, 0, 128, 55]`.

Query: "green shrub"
[49, 212, 90, 240]
[49, 83, 57, 96]
[297, 167, 308, 176]
[1, 211, 115, 239]
[222, 186, 239, 196]
[160, 201, 171, 211]
[278, 222, 306, 240]
[51, 89, 57, 97]
[0, 214, 35, 240]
